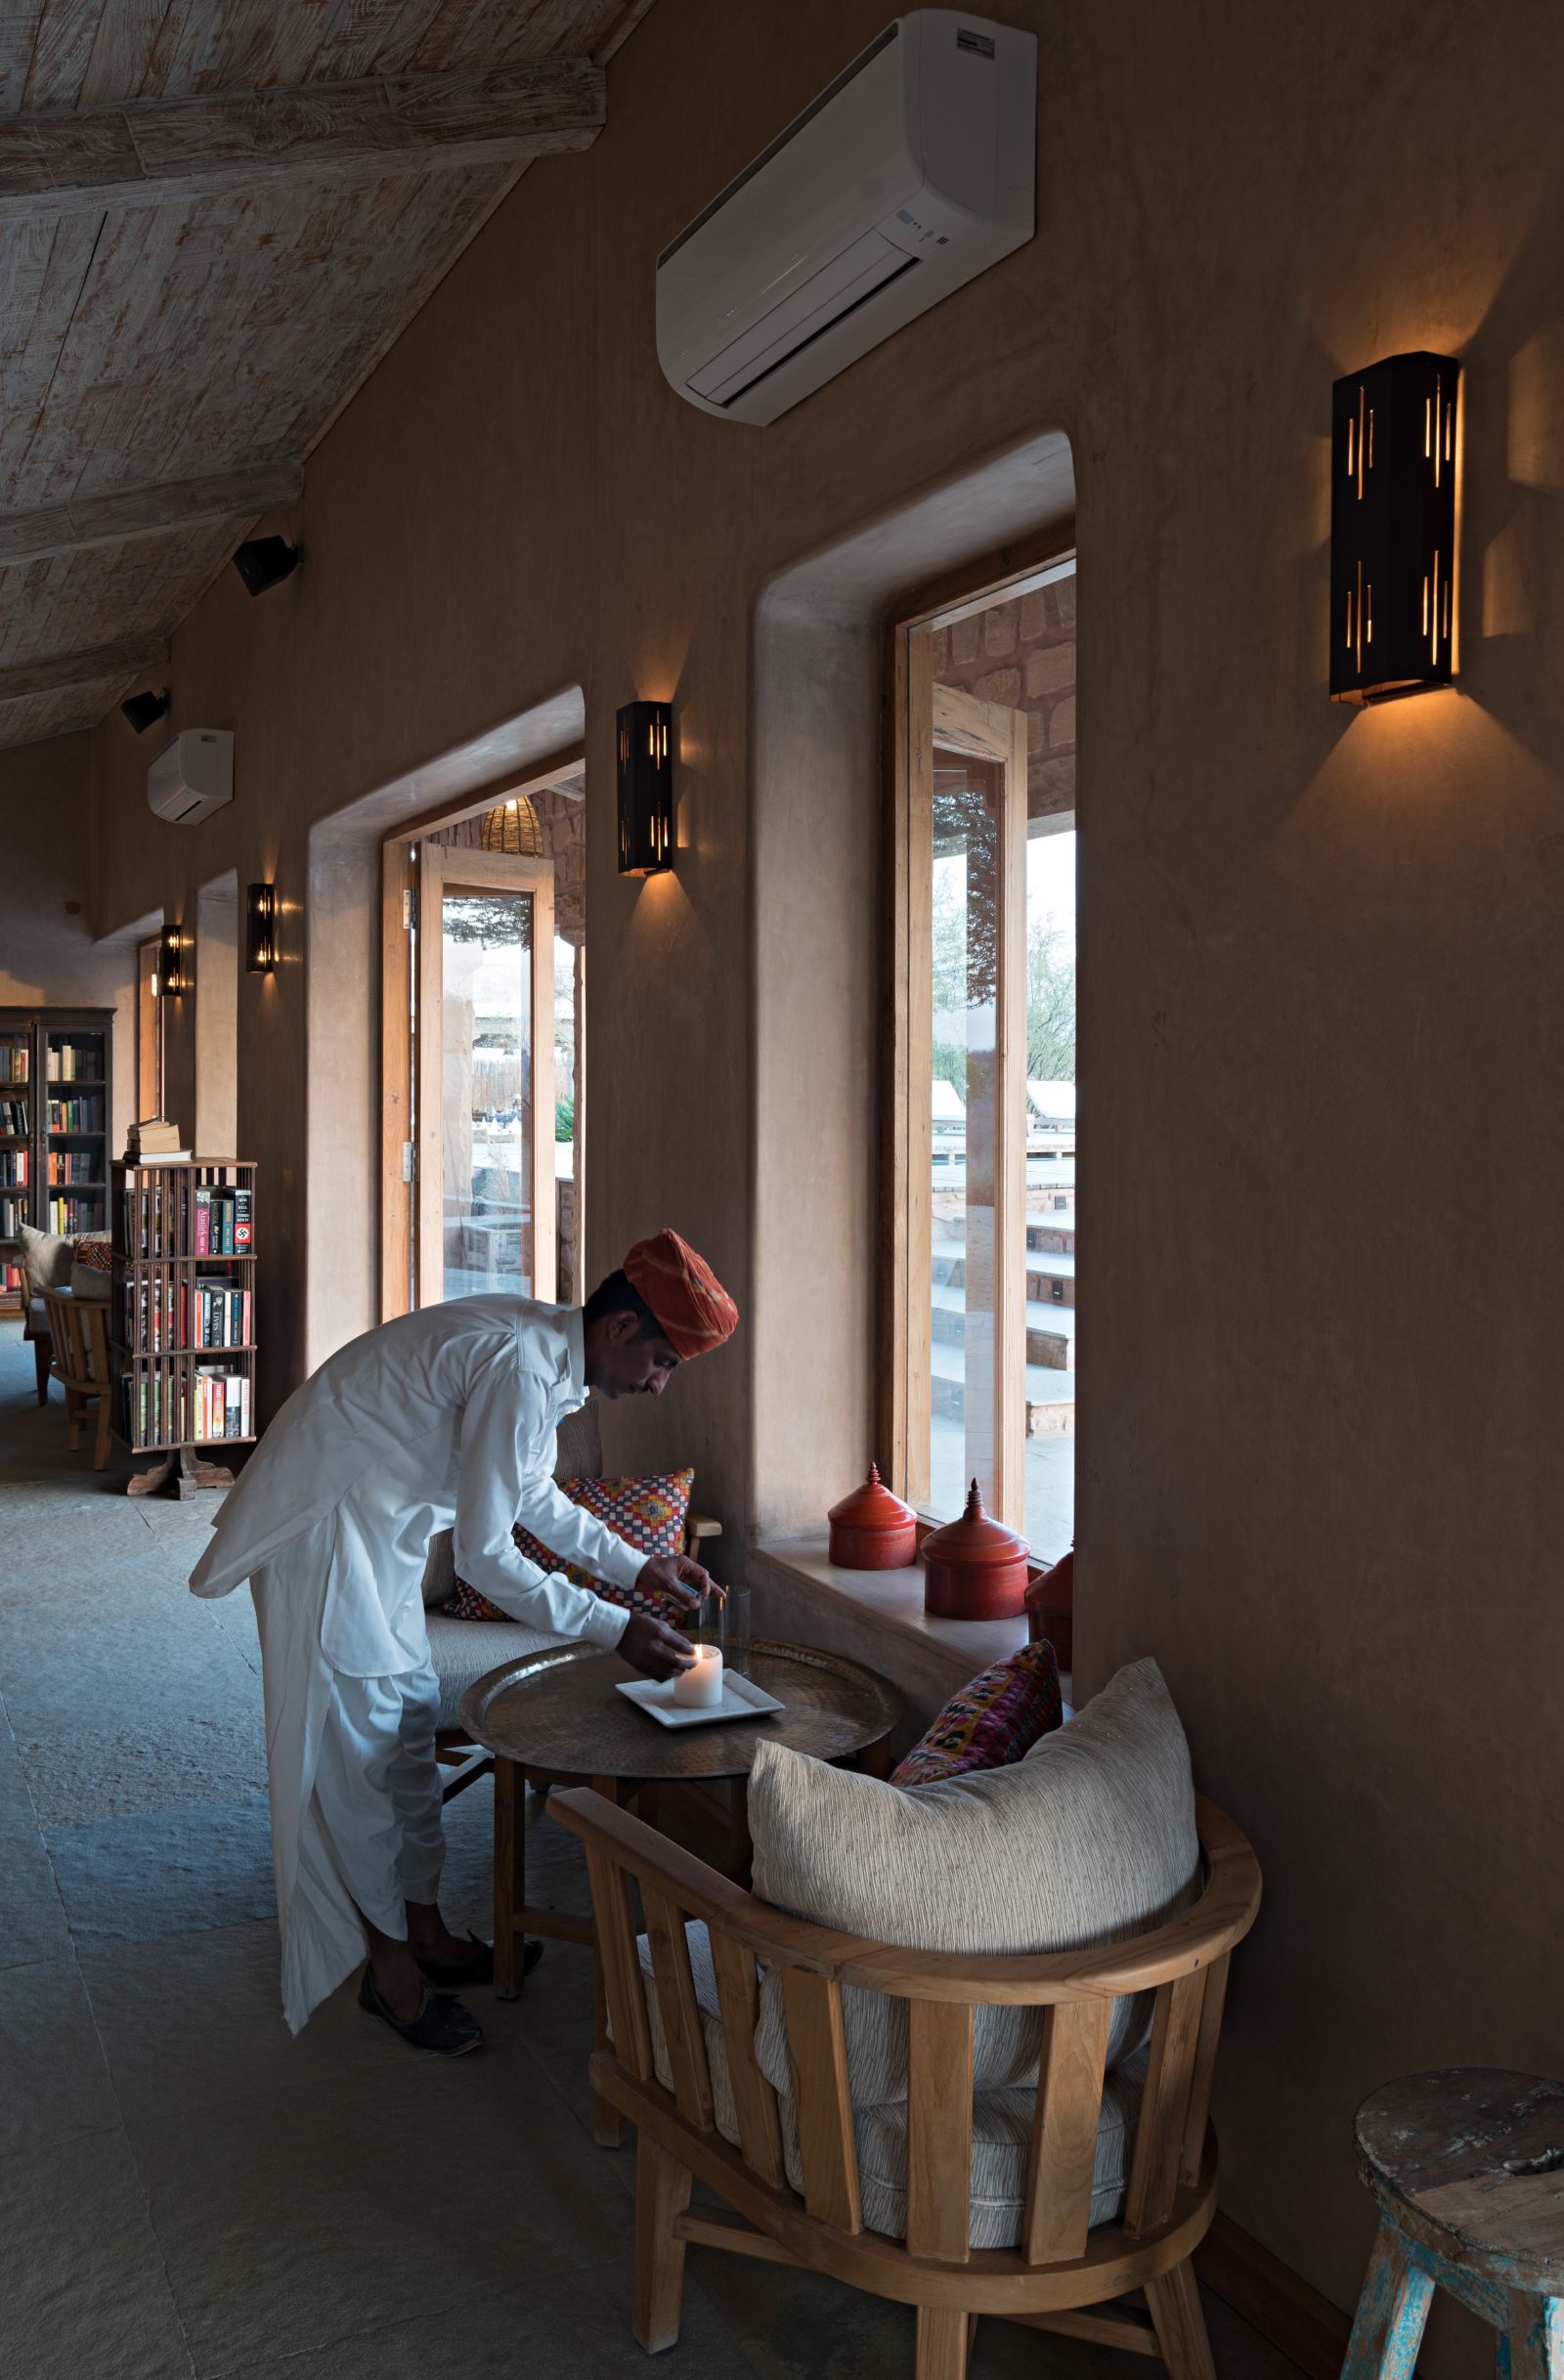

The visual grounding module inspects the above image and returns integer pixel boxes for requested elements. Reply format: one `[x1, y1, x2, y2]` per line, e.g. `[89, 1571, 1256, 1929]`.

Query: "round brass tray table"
[458, 1637, 903, 2142]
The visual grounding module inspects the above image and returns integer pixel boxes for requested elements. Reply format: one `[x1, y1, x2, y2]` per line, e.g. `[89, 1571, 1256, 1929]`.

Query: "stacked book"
[126, 1118, 189, 1161]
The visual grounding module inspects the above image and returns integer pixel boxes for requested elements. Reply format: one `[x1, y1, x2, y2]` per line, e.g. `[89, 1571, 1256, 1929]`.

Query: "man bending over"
[191, 1229, 736, 2054]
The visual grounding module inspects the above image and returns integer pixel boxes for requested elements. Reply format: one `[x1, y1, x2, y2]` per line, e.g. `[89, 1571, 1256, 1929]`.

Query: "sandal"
[413, 1933, 544, 1987]
[358, 1968, 483, 2055]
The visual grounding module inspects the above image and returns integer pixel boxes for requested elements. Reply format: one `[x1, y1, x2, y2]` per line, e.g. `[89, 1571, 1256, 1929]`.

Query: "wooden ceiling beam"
[0, 461, 304, 567]
[0, 637, 168, 708]
[0, 59, 606, 221]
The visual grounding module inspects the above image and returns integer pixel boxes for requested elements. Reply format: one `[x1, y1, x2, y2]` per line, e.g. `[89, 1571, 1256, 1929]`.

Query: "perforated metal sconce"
[245, 882, 277, 974]
[155, 922, 188, 998]
[617, 700, 673, 875]
[1330, 351, 1460, 704]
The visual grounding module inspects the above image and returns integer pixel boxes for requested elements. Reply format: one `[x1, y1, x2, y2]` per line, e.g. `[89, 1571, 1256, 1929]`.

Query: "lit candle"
[673, 1645, 723, 1708]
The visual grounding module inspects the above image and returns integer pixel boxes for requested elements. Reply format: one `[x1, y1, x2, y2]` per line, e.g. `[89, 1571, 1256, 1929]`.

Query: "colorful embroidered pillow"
[69, 1233, 112, 1301]
[442, 1468, 695, 1623]
[889, 1641, 1064, 1788]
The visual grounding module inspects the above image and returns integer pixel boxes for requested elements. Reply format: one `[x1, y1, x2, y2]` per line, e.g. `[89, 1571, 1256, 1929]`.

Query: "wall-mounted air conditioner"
[656, 11, 1036, 427]
[148, 729, 234, 826]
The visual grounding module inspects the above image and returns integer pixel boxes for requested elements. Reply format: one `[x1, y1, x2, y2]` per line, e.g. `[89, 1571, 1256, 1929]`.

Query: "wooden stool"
[1345, 2070, 1564, 2379]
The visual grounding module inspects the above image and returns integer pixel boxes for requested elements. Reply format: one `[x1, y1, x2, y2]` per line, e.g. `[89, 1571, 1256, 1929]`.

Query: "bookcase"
[0, 1007, 114, 1314]
[111, 1159, 258, 1499]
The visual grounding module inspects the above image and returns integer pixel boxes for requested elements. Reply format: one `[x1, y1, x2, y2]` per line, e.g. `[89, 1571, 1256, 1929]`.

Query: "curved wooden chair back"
[42, 1287, 113, 1470]
[552, 1785, 1260, 2380]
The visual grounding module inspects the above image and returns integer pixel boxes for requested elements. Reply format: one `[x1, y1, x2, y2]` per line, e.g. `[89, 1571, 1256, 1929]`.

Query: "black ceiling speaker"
[121, 687, 170, 734]
[234, 536, 300, 597]
[1330, 351, 1459, 704]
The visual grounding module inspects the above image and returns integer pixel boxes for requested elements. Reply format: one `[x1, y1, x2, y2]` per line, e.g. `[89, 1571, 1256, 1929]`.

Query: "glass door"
[415, 848, 555, 1306]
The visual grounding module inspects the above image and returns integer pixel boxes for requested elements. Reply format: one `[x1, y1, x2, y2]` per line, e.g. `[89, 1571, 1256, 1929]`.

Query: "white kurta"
[191, 1297, 647, 2029]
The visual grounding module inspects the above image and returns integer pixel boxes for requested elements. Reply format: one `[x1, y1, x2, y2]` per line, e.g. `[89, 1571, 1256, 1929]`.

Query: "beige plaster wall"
[0, 737, 134, 1152]
[60, 2, 1564, 2362]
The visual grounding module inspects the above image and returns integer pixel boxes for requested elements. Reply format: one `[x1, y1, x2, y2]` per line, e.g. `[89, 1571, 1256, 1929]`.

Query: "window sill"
[750, 1537, 1068, 1736]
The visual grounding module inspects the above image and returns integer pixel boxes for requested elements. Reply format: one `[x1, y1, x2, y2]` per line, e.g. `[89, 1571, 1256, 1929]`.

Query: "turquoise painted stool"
[1345, 2071, 1564, 2380]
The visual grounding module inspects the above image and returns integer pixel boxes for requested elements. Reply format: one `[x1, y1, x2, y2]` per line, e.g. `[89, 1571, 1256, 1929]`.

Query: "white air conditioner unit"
[656, 11, 1035, 427]
[148, 729, 234, 826]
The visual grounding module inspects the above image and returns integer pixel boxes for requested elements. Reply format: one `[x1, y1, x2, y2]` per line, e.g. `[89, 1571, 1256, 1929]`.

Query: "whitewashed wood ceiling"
[0, 0, 655, 749]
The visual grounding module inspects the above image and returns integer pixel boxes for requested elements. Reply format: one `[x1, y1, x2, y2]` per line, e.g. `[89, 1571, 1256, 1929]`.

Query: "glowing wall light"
[1330, 351, 1460, 704]
[245, 882, 278, 974]
[155, 922, 188, 998]
[617, 700, 673, 876]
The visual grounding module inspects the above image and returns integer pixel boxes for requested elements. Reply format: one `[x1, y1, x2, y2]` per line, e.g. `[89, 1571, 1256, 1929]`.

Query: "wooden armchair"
[552, 1786, 1261, 2380]
[41, 1287, 112, 1469]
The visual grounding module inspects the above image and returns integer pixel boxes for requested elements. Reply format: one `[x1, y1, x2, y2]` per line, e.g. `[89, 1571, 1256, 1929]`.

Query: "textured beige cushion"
[748, 1657, 1199, 2103]
[19, 1222, 71, 1295]
[633, 1921, 1146, 2248]
[423, 1611, 575, 1730]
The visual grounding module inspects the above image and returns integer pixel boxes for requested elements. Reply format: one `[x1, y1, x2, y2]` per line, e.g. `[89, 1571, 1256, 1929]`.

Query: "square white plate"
[615, 1670, 785, 1730]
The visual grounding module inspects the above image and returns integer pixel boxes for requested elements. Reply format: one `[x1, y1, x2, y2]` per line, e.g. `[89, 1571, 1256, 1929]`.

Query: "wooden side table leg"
[1342, 2226, 1436, 2380]
[590, 1774, 627, 2147]
[1500, 2290, 1564, 2380]
[494, 1756, 527, 2000]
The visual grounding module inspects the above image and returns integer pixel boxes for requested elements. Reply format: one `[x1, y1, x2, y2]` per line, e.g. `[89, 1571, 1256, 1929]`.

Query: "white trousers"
[251, 1519, 445, 2034]
[303, 1666, 445, 1937]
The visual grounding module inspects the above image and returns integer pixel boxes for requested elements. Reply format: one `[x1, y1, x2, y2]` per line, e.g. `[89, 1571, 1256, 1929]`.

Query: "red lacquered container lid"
[828, 1464, 917, 1568]
[922, 1480, 1029, 1620]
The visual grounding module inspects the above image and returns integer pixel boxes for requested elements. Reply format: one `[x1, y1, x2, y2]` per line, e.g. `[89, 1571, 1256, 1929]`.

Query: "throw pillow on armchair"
[442, 1468, 696, 1624]
[890, 1641, 1064, 1787]
[69, 1233, 112, 1301]
[19, 1222, 72, 1296]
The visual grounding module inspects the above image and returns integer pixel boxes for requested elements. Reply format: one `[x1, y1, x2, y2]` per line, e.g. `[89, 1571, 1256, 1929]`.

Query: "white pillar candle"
[673, 1645, 724, 1707]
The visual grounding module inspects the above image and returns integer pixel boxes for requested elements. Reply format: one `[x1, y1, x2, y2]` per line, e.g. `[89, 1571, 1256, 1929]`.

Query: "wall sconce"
[156, 923, 188, 998]
[1330, 350, 1459, 704]
[617, 700, 673, 876]
[245, 882, 278, 973]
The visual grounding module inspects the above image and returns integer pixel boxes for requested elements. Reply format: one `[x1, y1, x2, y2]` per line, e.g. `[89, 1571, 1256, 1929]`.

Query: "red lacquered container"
[1024, 1544, 1074, 1672]
[922, 1480, 1029, 1620]
[828, 1463, 917, 1570]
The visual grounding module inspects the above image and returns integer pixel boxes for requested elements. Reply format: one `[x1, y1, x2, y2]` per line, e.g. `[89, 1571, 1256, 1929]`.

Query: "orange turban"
[623, 1229, 738, 1362]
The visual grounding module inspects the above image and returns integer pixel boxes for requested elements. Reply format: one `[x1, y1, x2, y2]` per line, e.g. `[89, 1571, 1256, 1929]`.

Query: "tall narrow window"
[416, 852, 555, 1307]
[890, 556, 1076, 1559]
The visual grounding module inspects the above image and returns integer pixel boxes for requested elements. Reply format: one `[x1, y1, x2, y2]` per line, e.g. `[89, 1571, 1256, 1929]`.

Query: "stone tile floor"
[0, 1320, 1304, 2379]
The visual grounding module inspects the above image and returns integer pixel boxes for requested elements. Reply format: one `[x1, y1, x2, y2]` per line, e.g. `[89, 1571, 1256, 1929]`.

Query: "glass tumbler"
[718, 1586, 752, 1678]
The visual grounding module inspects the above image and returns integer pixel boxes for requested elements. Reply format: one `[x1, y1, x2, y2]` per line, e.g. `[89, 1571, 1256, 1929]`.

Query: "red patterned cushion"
[890, 1641, 1063, 1788]
[442, 1469, 694, 1623]
[71, 1233, 112, 1275]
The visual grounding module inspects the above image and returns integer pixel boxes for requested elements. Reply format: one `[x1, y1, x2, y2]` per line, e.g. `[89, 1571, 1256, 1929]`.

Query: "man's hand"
[636, 1553, 719, 1613]
[619, 1612, 698, 1681]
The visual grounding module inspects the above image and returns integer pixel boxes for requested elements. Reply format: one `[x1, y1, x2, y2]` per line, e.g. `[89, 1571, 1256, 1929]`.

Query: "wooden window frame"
[880, 532, 1077, 1542]
[379, 747, 582, 1321]
[417, 845, 556, 1309]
